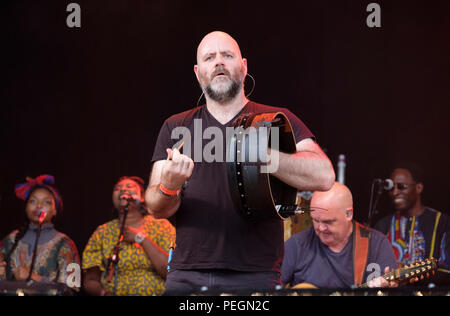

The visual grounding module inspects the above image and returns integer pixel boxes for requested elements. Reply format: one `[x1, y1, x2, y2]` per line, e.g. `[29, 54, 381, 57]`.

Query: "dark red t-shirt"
[151, 101, 314, 272]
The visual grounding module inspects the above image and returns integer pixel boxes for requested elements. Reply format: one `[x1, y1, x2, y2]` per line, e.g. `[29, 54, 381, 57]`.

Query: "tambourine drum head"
[226, 112, 297, 220]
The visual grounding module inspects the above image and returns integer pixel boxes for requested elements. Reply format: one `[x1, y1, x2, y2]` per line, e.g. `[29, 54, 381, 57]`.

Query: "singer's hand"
[161, 147, 194, 191]
[123, 226, 147, 244]
[0, 261, 6, 279]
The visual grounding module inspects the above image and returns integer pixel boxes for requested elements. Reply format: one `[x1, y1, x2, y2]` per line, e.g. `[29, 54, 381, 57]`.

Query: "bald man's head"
[309, 182, 354, 250]
[196, 31, 243, 64]
[311, 182, 353, 213]
[194, 31, 247, 104]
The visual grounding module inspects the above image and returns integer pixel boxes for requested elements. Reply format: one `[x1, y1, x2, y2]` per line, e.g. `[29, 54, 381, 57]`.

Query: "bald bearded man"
[282, 182, 398, 289]
[145, 31, 335, 293]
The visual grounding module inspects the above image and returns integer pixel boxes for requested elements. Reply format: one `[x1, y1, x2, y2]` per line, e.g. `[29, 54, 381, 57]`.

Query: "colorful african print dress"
[0, 224, 80, 284]
[82, 216, 175, 296]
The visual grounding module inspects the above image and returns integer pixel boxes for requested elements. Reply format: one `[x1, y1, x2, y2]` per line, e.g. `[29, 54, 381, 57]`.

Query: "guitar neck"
[358, 258, 437, 288]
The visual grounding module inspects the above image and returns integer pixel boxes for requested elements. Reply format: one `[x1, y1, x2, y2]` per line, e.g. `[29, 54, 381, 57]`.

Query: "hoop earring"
[245, 73, 256, 98]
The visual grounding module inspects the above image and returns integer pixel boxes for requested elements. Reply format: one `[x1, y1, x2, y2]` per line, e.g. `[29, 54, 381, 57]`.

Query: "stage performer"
[145, 31, 335, 293]
[282, 182, 398, 289]
[82, 176, 175, 296]
[375, 163, 450, 285]
[0, 175, 80, 288]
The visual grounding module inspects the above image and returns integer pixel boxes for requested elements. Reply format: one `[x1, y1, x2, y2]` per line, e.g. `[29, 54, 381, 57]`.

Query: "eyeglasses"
[390, 182, 416, 191]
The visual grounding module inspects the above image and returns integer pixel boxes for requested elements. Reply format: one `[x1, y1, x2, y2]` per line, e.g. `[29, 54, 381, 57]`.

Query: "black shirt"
[151, 101, 314, 272]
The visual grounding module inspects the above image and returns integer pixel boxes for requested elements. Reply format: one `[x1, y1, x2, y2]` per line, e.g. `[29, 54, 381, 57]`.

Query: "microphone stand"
[367, 180, 383, 227]
[106, 202, 129, 295]
[27, 223, 42, 282]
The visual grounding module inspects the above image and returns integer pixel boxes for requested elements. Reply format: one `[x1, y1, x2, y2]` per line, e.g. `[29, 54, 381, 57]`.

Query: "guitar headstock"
[384, 257, 438, 285]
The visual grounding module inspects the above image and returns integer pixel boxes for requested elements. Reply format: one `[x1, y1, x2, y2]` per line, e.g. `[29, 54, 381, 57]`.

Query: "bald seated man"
[145, 31, 335, 294]
[282, 182, 398, 289]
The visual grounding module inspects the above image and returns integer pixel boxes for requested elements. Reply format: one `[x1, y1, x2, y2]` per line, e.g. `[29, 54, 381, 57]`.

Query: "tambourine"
[226, 112, 298, 220]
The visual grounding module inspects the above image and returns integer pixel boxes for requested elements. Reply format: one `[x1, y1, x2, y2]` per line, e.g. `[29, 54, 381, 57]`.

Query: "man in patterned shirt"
[375, 162, 450, 285]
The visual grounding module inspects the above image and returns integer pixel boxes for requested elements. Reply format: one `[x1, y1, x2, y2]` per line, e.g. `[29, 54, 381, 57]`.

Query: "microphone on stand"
[38, 209, 48, 225]
[28, 208, 47, 282]
[374, 178, 394, 191]
[276, 205, 316, 218]
[119, 193, 140, 204]
[107, 192, 137, 293]
[367, 178, 393, 227]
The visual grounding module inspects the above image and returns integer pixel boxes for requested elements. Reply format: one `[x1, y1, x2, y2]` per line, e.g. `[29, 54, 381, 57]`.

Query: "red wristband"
[159, 183, 180, 196]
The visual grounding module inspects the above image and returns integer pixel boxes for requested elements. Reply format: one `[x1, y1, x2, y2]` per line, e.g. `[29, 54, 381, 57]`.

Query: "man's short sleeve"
[281, 109, 315, 144]
[151, 119, 175, 163]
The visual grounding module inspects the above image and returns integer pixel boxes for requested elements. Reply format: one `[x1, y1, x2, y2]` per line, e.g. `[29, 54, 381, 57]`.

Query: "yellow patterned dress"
[82, 216, 175, 296]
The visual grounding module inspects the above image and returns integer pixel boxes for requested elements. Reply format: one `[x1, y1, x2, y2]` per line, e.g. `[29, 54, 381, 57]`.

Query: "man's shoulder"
[352, 220, 389, 242]
[423, 207, 450, 230]
[165, 106, 203, 125]
[287, 227, 315, 247]
[373, 213, 394, 234]
[424, 207, 448, 218]
[247, 101, 293, 115]
[368, 225, 390, 241]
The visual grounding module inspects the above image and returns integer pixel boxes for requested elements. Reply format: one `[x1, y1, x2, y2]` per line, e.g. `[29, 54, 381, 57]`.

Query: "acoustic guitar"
[292, 257, 438, 289]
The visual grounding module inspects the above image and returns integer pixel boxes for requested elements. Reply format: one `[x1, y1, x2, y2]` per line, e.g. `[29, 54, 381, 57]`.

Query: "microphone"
[276, 205, 312, 218]
[367, 178, 393, 226]
[374, 178, 394, 191]
[119, 193, 140, 204]
[38, 209, 47, 225]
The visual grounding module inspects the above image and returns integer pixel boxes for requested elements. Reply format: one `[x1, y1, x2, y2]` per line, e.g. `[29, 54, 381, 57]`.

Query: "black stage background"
[1, 0, 449, 254]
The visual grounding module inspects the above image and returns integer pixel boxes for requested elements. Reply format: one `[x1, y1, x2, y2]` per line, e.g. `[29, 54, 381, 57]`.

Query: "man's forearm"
[272, 150, 335, 191]
[145, 184, 181, 219]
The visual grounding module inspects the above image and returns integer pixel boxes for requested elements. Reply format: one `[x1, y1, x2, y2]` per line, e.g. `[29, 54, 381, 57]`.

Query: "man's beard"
[200, 66, 244, 104]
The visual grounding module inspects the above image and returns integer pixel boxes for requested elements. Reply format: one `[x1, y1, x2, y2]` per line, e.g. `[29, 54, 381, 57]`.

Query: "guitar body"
[291, 282, 318, 289]
[289, 258, 438, 290]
